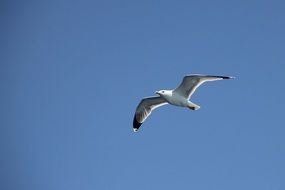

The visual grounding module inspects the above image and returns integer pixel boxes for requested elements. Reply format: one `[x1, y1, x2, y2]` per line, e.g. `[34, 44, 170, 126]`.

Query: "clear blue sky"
[1, 0, 285, 189]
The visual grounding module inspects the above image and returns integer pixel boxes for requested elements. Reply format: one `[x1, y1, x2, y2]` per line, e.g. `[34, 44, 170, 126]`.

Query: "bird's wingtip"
[218, 75, 235, 79]
[133, 116, 142, 132]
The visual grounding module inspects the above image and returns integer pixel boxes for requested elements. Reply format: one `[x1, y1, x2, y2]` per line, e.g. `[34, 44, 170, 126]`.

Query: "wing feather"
[174, 74, 233, 99]
[133, 96, 168, 132]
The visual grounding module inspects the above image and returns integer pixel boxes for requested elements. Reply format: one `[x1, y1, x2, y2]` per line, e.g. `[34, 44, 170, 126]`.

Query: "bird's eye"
[162, 91, 165, 93]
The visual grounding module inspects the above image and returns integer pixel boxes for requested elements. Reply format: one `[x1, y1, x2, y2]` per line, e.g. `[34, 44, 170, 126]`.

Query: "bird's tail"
[187, 101, 200, 111]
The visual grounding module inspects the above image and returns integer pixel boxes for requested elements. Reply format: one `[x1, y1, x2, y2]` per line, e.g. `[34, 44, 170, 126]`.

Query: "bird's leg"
[187, 101, 200, 111]
[188, 106, 196, 110]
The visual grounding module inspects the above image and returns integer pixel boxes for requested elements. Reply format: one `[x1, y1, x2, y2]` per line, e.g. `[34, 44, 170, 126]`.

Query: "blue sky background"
[1, 0, 285, 189]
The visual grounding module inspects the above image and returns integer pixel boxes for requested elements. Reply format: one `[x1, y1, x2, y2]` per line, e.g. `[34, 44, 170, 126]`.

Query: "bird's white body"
[156, 90, 198, 109]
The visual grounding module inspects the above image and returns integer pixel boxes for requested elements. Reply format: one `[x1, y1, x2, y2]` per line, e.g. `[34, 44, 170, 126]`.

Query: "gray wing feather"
[174, 74, 233, 99]
[133, 96, 168, 131]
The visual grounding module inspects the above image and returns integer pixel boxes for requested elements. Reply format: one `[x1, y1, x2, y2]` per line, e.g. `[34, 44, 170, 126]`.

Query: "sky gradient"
[1, 0, 285, 190]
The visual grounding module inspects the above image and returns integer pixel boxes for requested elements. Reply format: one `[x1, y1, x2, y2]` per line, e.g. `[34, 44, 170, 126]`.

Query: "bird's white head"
[155, 90, 171, 97]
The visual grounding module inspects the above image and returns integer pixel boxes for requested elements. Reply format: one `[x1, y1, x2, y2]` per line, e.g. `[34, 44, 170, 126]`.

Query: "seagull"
[133, 74, 234, 132]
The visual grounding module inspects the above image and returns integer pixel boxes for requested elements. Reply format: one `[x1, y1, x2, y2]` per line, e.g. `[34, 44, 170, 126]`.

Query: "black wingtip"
[133, 116, 142, 132]
[210, 75, 235, 79]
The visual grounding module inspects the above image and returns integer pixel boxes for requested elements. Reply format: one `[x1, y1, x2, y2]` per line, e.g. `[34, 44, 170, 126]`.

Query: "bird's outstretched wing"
[133, 96, 168, 132]
[174, 74, 234, 99]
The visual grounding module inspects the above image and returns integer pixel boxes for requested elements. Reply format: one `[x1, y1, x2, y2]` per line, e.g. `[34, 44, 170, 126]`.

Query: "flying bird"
[133, 74, 234, 132]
